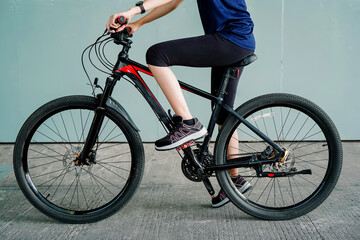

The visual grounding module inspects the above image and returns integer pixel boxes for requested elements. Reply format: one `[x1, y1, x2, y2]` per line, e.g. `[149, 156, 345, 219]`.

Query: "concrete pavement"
[0, 142, 359, 240]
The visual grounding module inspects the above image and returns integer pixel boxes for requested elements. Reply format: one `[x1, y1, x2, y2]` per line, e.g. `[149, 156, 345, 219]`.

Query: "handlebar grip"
[115, 16, 128, 26]
[125, 27, 133, 37]
[110, 16, 128, 32]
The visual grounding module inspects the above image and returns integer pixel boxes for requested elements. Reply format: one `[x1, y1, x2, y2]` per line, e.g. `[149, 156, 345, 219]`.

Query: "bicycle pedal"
[176, 141, 195, 151]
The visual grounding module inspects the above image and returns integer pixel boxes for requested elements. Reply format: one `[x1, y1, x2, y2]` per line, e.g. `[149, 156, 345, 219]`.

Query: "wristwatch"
[136, 1, 146, 14]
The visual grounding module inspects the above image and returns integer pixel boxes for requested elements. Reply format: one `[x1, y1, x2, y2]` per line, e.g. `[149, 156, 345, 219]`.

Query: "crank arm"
[203, 178, 215, 197]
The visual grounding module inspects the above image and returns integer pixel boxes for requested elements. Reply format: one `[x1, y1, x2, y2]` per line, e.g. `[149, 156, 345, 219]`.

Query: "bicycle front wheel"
[214, 93, 342, 220]
[13, 95, 144, 223]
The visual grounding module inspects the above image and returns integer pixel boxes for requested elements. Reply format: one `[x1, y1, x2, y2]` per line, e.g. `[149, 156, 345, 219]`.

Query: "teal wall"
[1, 0, 359, 142]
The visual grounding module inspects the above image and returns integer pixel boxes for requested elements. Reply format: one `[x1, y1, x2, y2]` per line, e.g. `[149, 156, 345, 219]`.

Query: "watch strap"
[136, 1, 146, 14]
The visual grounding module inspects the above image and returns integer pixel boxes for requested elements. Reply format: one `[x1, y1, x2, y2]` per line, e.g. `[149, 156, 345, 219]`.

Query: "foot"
[155, 115, 207, 151]
[211, 176, 252, 208]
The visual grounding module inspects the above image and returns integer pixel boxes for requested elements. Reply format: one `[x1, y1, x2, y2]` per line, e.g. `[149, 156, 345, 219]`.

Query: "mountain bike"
[13, 19, 343, 223]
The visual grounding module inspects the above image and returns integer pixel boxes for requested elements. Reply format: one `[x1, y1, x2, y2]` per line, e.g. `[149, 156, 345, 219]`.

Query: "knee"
[146, 43, 169, 67]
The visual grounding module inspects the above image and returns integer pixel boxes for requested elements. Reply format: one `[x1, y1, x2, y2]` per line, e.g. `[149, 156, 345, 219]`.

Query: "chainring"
[181, 149, 213, 182]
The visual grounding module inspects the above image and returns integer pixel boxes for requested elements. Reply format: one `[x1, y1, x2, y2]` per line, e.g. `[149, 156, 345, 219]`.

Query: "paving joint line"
[306, 215, 325, 240]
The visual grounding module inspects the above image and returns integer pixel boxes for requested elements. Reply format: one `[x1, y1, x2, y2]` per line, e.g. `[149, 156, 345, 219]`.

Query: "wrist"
[128, 6, 141, 17]
[134, 20, 143, 28]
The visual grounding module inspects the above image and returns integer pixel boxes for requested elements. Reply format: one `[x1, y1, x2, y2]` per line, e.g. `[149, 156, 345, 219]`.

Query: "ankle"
[183, 118, 196, 125]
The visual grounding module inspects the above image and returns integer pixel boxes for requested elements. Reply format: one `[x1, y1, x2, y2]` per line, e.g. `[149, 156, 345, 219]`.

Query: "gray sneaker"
[212, 176, 252, 208]
[155, 115, 207, 151]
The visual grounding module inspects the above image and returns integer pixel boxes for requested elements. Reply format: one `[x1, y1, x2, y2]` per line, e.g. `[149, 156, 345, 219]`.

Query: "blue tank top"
[197, 0, 255, 51]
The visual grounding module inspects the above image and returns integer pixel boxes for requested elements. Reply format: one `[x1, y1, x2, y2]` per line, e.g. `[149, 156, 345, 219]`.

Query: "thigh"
[146, 34, 251, 67]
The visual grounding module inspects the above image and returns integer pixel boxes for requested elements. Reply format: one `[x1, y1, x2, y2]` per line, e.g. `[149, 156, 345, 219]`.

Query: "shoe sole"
[155, 128, 207, 151]
[211, 183, 253, 208]
[212, 198, 230, 208]
[238, 182, 252, 194]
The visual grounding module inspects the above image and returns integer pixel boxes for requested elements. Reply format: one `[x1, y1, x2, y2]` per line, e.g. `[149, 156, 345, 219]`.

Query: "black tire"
[13, 95, 145, 223]
[214, 93, 342, 220]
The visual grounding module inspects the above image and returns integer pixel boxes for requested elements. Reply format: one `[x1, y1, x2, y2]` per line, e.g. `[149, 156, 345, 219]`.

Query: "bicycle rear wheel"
[214, 93, 342, 220]
[13, 95, 144, 223]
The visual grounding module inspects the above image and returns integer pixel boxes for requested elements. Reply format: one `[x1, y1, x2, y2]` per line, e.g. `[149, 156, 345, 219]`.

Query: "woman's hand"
[106, 12, 130, 33]
[106, 0, 182, 34]
[127, 21, 142, 35]
[106, 7, 140, 33]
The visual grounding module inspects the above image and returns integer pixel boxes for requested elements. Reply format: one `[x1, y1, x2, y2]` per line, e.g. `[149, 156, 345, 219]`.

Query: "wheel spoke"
[98, 162, 130, 172]
[218, 99, 341, 215]
[60, 113, 74, 150]
[284, 111, 301, 140]
[97, 151, 131, 162]
[70, 110, 80, 143]
[96, 162, 128, 181]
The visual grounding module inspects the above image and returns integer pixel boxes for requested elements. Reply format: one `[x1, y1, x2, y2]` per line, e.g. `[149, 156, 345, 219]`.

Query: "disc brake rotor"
[265, 148, 295, 172]
[63, 146, 93, 176]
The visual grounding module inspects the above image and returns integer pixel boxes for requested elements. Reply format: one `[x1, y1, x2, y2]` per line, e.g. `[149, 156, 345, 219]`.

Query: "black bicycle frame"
[81, 34, 284, 171]
[78, 36, 285, 196]
[111, 53, 284, 163]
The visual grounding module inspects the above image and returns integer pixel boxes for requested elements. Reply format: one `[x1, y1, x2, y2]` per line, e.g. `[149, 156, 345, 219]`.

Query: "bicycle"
[13, 19, 343, 223]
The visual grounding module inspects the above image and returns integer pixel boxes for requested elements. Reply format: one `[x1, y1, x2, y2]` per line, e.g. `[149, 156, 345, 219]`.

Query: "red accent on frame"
[180, 86, 196, 94]
[115, 65, 133, 73]
[116, 65, 160, 105]
[133, 66, 153, 76]
[268, 173, 275, 177]
[236, 69, 240, 78]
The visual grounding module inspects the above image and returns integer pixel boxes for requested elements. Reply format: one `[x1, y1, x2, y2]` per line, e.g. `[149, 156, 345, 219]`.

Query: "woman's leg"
[148, 65, 192, 120]
[218, 125, 239, 177]
[212, 66, 244, 177]
[146, 34, 252, 151]
[211, 66, 253, 207]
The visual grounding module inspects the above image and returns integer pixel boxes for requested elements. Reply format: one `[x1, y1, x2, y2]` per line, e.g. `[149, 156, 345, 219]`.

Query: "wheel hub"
[266, 148, 295, 172]
[63, 146, 93, 176]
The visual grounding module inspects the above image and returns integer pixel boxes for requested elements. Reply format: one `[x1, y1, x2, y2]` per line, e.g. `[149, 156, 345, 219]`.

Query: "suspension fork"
[79, 76, 118, 164]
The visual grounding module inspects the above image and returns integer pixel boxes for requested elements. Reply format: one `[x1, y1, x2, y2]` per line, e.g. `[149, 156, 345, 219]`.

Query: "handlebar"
[111, 28, 132, 45]
[82, 16, 133, 87]
[110, 16, 132, 43]
[110, 15, 128, 32]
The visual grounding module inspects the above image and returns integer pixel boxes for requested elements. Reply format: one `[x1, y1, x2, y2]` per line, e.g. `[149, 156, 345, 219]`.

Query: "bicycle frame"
[80, 33, 285, 176]
[110, 49, 284, 164]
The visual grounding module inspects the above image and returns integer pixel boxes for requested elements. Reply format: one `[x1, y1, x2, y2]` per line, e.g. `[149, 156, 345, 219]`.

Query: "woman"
[106, 0, 255, 207]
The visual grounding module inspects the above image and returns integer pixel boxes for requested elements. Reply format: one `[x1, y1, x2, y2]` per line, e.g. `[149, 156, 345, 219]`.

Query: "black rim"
[223, 102, 334, 210]
[22, 105, 136, 215]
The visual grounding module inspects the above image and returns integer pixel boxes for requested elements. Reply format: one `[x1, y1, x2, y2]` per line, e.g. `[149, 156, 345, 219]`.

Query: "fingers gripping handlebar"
[115, 16, 127, 25]
[109, 16, 132, 42]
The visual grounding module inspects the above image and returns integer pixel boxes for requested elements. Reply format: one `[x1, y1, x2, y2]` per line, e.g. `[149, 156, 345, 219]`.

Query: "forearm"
[107, 0, 183, 32]
[135, 0, 183, 26]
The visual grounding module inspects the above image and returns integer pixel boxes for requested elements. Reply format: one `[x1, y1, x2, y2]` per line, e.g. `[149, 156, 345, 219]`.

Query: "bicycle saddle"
[229, 53, 258, 67]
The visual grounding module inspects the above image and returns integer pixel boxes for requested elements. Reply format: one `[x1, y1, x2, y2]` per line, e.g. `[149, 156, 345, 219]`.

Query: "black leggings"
[146, 34, 253, 124]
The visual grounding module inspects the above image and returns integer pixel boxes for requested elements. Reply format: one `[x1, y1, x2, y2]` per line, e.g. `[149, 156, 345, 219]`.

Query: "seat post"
[218, 67, 238, 100]
[198, 66, 236, 164]
[199, 54, 257, 164]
